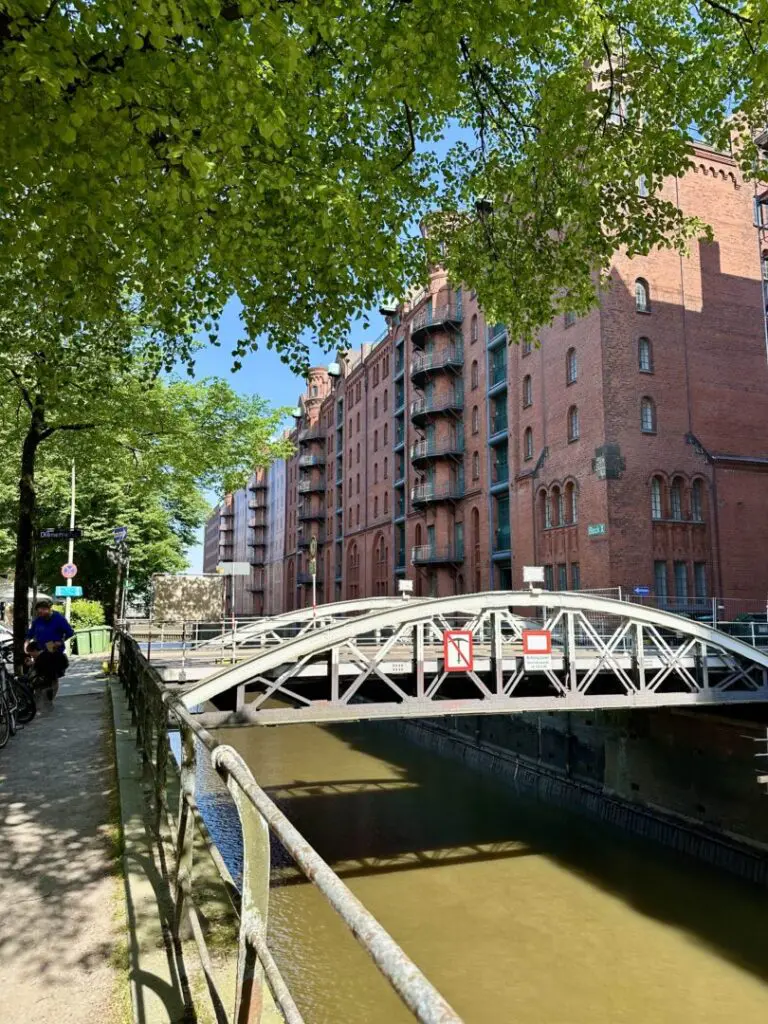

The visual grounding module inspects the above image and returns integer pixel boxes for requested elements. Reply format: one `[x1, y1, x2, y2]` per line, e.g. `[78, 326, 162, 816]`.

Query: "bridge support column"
[415, 623, 425, 698]
[491, 613, 503, 695]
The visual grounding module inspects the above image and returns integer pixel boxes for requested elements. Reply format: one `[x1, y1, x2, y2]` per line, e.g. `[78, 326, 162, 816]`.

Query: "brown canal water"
[194, 719, 768, 1024]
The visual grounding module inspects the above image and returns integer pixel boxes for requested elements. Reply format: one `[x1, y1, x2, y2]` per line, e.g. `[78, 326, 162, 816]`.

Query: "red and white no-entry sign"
[522, 629, 552, 671]
[443, 630, 474, 672]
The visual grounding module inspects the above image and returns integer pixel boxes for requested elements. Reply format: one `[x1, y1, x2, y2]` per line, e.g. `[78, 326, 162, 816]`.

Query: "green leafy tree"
[0, 314, 292, 663]
[0, 2, 765, 365]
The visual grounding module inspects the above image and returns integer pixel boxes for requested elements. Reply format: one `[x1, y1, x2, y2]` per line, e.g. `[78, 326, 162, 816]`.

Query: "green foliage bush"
[70, 599, 106, 630]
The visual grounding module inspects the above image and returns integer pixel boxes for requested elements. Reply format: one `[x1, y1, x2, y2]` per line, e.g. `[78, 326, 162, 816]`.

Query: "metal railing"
[297, 506, 326, 521]
[487, 323, 507, 344]
[298, 427, 324, 443]
[489, 413, 508, 437]
[411, 480, 465, 504]
[411, 301, 463, 336]
[410, 387, 464, 419]
[298, 454, 326, 468]
[411, 544, 465, 565]
[297, 479, 324, 493]
[410, 344, 464, 378]
[118, 635, 462, 1024]
[410, 436, 464, 461]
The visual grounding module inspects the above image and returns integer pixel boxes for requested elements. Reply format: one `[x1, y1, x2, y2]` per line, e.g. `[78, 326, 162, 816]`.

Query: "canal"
[192, 717, 768, 1023]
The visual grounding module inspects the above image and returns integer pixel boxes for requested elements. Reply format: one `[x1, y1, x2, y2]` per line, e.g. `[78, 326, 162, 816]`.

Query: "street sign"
[61, 563, 77, 579]
[523, 565, 546, 584]
[633, 586, 651, 596]
[522, 629, 552, 671]
[309, 558, 317, 576]
[443, 630, 474, 672]
[216, 562, 250, 576]
[55, 585, 83, 598]
[114, 526, 128, 544]
[39, 528, 82, 541]
[587, 523, 607, 537]
[309, 535, 318, 558]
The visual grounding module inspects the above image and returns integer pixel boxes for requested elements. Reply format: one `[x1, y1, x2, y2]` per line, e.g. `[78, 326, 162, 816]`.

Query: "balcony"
[249, 550, 265, 566]
[248, 498, 267, 512]
[298, 506, 326, 521]
[395, 552, 406, 573]
[410, 436, 464, 463]
[298, 426, 324, 444]
[298, 454, 326, 468]
[394, 355, 405, 380]
[411, 301, 463, 342]
[411, 480, 464, 505]
[487, 323, 507, 347]
[493, 525, 511, 553]
[247, 533, 266, 548]
[410, 387, 464, 424]
[298, 530, 326, 548]
[489, 413, 509, 443]
[248, 478, 267, 492]
[410, 344, 464, 381]
[297, 572, 324, 585]
[411, 544, 465, 565]
[488, 360, 508, 392]
[490, 463, 509, 491]
[394, 429, 406, 451]
[298, 478, 325, 494]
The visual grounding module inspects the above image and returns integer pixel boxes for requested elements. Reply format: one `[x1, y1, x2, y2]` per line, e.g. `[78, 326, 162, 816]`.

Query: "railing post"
[154, 693, 169, 834]
[174, 722, 196, 940]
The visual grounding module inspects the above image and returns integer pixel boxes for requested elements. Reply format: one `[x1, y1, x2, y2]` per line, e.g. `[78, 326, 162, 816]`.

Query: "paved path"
[0, 661, 121, 1024]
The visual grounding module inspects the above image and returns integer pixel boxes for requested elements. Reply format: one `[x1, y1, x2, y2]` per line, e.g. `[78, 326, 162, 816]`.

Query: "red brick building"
[208, 143, 768, 614]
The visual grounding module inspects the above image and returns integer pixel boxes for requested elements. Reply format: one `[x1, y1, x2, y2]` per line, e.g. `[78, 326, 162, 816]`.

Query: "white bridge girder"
[175, 592, 768, 727]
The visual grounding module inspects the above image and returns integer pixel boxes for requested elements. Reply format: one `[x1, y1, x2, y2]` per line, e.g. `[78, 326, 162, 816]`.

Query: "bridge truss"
[175, 592, 768, 727]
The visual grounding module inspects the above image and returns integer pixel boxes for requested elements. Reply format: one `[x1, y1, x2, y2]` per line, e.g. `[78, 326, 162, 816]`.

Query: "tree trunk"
[13, 399, 44, 671]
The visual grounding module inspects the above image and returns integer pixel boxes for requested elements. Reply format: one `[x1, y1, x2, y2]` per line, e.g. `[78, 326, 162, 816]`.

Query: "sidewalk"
[0, 660, 122, 1024]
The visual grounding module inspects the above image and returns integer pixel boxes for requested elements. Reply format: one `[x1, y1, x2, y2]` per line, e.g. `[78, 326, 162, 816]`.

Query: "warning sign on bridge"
[522, 629, 552, 672]
[443, 630, 474, 673]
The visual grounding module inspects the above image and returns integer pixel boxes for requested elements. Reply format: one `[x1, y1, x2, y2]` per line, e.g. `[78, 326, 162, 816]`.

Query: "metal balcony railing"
[297, 572, 324, 585]
[247, 478, 267, 492]
[491, 463, 510, 487]
[298, 506, 326, 521]
[298, 531, 326, 548]
[248, 499, 267, 512]
[411, 480, 465, 504]
[494, 526, 511, 551]
[489, 413, 509, 438]
[487, 323, 507, 345]
[410, 387, 464, 421]
[247, 534, 266, 548]
[298, 427, 324, 443]
[298, 454, 326, 468]
[410, 344, 464, 379]
[298, 478, 325, 493]
[410, 436, 464, 461]
[411, 544, 465, 565]
[411, 301, 463, 338]
[489, 360, 507, 388]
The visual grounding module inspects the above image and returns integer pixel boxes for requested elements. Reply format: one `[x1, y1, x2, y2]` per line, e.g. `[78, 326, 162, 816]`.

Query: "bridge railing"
[118, 633, 463, 1024]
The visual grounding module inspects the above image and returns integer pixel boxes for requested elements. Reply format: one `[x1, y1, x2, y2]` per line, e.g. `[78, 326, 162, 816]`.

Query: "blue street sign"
[114, 526, 128, 544]
[633, 586, 651, 596]
[55, 585, 83, 598]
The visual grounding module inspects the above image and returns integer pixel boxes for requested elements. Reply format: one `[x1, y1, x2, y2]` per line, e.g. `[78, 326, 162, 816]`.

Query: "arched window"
[638, 337, 653, 372]
[384, 422, 388, 444]
[384, 389, 388, 411]
[670, 477, 683, 520]
[348, 417, 352, 434]
[347, 542, 360, 598]
[472, 506, 481, 592]
[374, 463, 378, 484]
[691, 478, 704, 521]
[522, 375, 532, 408]
[635, 278, 650, 312]
[470, 314, 478, 344]
[543, 491, 553, 529]
[356, 442, 360, 461]
[566, 348, 578, 385]
[374, 397, 378, 418]
[384, 456, 389, 479]
[356, 473, 360, 494]
[472, 451, 480, 480]
[551, 486, 562, 526]
[524, 426, 533, 461]
[311, 385, 318, 397]
[374, 495, 379, 517]
[384, 491, 389, 513]
[567, 405, 580, 442]
[374, 429, 378, 452]
[566, 482, 578, 523]
[472, 406, 479, 434]
[415, 523, 422, 548]
[471, 360, 479, 389]
[641, 397, 656, 433]
[651, 476, 663, 519]
[523, 339, 532, 357]
[356, 411, 360, 431]
[356, 504, 360, 525]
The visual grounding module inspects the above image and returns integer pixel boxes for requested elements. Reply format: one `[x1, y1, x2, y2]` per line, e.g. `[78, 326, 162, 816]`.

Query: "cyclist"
[25, 599, 74, 700]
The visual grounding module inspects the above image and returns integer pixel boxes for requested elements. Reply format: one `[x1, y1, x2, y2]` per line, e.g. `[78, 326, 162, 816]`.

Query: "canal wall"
[380, 709, 768, 885]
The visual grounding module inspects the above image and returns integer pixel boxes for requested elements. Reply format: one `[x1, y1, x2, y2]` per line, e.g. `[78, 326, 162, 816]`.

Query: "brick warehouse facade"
[206, 143, 768, 614]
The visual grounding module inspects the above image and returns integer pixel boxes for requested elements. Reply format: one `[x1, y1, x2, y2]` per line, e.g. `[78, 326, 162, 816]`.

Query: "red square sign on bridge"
[443, 630, 474, 672]
[522, 629, 552, 655]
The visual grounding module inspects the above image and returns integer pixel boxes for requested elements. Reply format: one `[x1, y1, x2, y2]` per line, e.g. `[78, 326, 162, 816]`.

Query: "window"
[356, 442, 361, 461]
[654, 560, 668, 599]
[384, 422, 388, 444]
[564, 310, 576, 328]
[522, 375, 532, 408]
[374, 429, 378, 452]
[311, 385, 318, 396]
[356, 411, 361, 431]
[641, 397, 656, 433]
[471, 360, 479, 389]
[348, 417, 352, 434]
[566, 348, 577, 384]
[670, 477, 683, 520]
[567, 405, 580, 442]
[691, 479, 703, 521]
[384, 389, 388, 411]
[651, 476, 663, 519]
[638, 337, 653, 372]
[384, 456, 389, 479]
[571, 562, 581, 590]
[374, 397, 378, 418]
[523, 339, 532, 357]
[558, 489, 566, 525]
[384, 491, 389, 514]
[558, 564, 568, 590]
[356, 473, 360, 495]
[566, 482, 578, 523]
[472, 406, 479, 434]
[373, 366, 379, 387]
[356, 504, 360, 525]
[674, 561, 688, 599]
[356, 382, 362, 402]
[348, 447, 352, 464]
[550, 486, 561, 526]
[524, 427, 533, 461]
[544, 565, 554, 591]
[470, 314, 478, 344]
[544, 493, 553, 529]
[694, 562, 707, 598]
[472, 451, 480, 480]
[374, 464, 378, 484]
[635, 278, 650, 312]
[374, 496, 378, 517]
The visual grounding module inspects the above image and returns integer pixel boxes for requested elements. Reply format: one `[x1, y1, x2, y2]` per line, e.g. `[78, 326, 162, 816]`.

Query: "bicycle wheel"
[13, 678, 36, 724]
[0, 695, 10, 749]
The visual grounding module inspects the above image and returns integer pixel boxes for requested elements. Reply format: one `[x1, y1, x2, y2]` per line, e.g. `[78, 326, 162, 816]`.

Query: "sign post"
[522, 629, 552, 672]
[64, 461, 76, 622]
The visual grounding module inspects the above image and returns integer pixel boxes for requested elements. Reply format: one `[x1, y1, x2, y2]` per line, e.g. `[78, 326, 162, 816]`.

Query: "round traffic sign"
[61, 563, 77, 579]
[309, 535, 318, 558]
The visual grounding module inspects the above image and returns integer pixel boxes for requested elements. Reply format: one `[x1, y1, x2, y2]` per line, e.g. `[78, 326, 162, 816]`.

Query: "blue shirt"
[27, 611, 74, 647]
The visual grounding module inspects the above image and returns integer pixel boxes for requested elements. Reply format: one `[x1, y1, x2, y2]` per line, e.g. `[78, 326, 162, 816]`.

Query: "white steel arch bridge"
[171, 592, 768, 728]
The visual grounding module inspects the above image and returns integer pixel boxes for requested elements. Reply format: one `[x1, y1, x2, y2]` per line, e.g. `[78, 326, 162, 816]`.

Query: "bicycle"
[0, 639, 36, 748]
